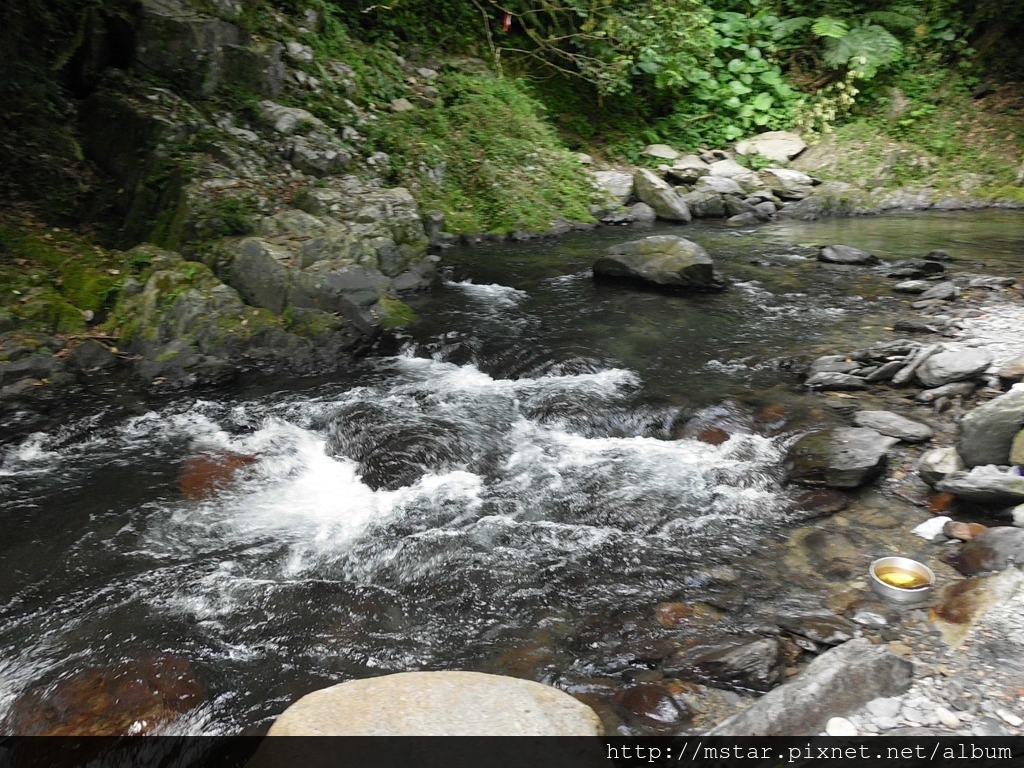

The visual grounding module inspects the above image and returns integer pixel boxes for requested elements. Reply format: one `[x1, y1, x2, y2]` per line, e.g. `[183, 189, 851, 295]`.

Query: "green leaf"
[752, 92, 773, 111]
[739, 104, 755, 118]
[759, 70, 782, 84]
[754, 113, 770, 125]
[727, 58, 746, 73]
[729, 80, 752, 95]
[746, 47, 763, 60]
[725, 95, 742, 108]
[739, 73, 753, 84]
[811, 16, 849, 39]
[635, 60, 660, 74]
[724, 125, 744, 140]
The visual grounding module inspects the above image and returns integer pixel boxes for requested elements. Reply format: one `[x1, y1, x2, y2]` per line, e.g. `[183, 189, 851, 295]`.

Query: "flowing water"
[2, 211, 1023, 734]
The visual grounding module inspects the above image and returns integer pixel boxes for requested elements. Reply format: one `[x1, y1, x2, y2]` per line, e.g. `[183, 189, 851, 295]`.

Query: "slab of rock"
[969, 276, 1016, 289]
[642, 144, 680, 160]
[785, 427, 899, 488]
[819, 245, 880, 266]
[593, 236, 723, 292]
[915, 345, 992, 388]
[808, 355, 859, 376]
[893, 280, 932, 294]
[760, 168, 814, 200]
[958, 384, 1024, 466]
[942, 527, 1024, 577]
[258, 100, 325, 135]
[694, 175, 745, 196]
[668, 637, 785, 693]
[628, 202, 657, 223]
[918, 281, 958, 301]
[853, 410, 933, 443]
[776, 613, 856, 646]
[266, 671, 603, 735]
[916, 381, 975, 403]
[633, 169, 692, 222]
[735, 131, 807, 163]
[804, 372, 867, 391]
[708, 158, 762, 190]
[680, 191, 726, 218]
[917, 446, 965, 487]
[936, 466, 1024, 505]
[709, 638, 912, 736]
[892, 343, 941, 385]
[593, 170, 634, 204]
[666, 155, 711, 185]
[997, 355, 1024, 384]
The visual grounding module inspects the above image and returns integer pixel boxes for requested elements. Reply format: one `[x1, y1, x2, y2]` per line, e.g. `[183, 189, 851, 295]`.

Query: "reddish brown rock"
[928, 492, 958, 514]
[788, 490, 849, 520]
[654, 602, 722, 628]
[942, 521, 987, 541]
[697, 427, 730, 446]
[614, 684, 690, 728]
[8, 655, 204, 735]
[180, 451, 257, 499]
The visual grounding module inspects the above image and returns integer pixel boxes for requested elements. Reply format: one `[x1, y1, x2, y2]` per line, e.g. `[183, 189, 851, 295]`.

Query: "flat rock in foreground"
[709, 638, 913, 735]
[266, 671, 604, 735]
[594, 235, 725, 292]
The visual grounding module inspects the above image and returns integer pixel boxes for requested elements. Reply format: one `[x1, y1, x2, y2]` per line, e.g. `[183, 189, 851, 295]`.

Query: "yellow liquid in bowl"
[875, 567, 930, 589]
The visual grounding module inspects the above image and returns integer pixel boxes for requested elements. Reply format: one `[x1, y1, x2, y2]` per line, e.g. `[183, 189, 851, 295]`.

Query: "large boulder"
[632, 170, 692, 222]
[666, 155, 711, 185]
[853, 410, 933, 443]
[785, 427, 899, 488]
[735, 131, 807, 163]
[958, 384, 1024, 467]
[642, 144, 680, 160]
[917, 446, 965, 487]
[935, 466, 1024, 506]
[593, 236, 724, 292]
[592, 170, 634, 205]
[709, 638, 912, 736]
[819, 245, 879, 265]
[916, 345, 992, 388]
[680, 191, 726, 218]
[708, 158, 762, 191]
[265, 671, 603, 735]
[693, 176, 745, 196]
[760, 168, 814, 200]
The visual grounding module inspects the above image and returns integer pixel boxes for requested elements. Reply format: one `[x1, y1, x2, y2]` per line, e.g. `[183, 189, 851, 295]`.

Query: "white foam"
[447, 279, 528, 306]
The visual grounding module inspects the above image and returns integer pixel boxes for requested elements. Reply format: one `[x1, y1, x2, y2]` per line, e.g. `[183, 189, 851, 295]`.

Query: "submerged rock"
[266, 671, 603, 735]
[593, 235, 724, 292]
[819, 245, 879, 266]
[785, 427, 899, 488]
[668, 637, 785, 693]
[180, 451, 257, 499]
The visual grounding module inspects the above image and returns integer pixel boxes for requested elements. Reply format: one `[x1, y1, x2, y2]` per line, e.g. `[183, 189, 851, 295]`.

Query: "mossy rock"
[376, 295, 419, 329]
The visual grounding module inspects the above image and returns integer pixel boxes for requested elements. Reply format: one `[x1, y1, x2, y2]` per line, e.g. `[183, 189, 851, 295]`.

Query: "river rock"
[853, 410, 933, 443]
[887, 260, 945, 278]
[776, 613, 857, 646]
[942, 528, 1024, 577]
[592, 171, 634, 204]
[708, 158, 762, 191]
[258, 100, 325, 135]
[642, 144, 680, 160]
[614, 684, 689, 728]
[808, 355, 859, 376]
[632, 170, 692, 222]
[760, 168, 814, 200]
[266, 671, 603, 735]
[917, 446, 965, 487]
[726, 212, 761, 227]
[915, 345, 992, 388]
[819, 245, 880, 266]
[669, 637, 785, 692]
[8, 655, 204, 735]
[997, 355, 1024, 384]
[785, 427, 899, 488]
[628, 202, 657, 223]
[943, 520, 988, 541]
[918, 281, 958, 301]
[957, 384, 1024, 466]
[593, 236, 723, 292]
[936, 466, 1024, 505]
[893, 280, 932, 294]
[892, 343, 941, 385]
[1011, 429, 1024, 465]
[804, 372, 867, 391]
[916, 381, 975, 403]
[709, 638, 912, 736]
[680, 191, 726, 218]
[969, 276, 1017, 289]
[693, 175, 745, 196]
[666, 155, 711, 185]
[735, 131, 807, 163]
[180, 451, 258, 499]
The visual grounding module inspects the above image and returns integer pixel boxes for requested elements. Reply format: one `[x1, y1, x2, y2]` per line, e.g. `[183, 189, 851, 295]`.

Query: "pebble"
[996, 708, 1024, 727]
[936, 706, 961, 729]
[867, 697, 903, 719]
[825, 716, 858, 736]
[875, 715, 900, 730]
[973, 717, 1011, 736]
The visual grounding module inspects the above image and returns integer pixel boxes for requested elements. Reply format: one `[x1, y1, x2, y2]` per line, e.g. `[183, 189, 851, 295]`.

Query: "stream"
[2, 211, 1023, 735]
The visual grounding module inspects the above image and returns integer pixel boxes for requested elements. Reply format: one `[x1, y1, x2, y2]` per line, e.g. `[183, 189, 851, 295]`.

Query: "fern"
[823, 24, 903, 77]
[770, 16, 812, 41]
[811, 16, 849, 39]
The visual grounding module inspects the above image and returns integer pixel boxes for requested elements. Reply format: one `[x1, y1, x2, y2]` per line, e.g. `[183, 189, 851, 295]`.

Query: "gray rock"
[916, 381, 976, 402]
[918, 281, 958, 301]
[893, 280, 932, 294]
[724, 195, 755, 217]
[969, 276, 1016, 289]
[223, 42, 286, 98]
[734, 131, 807, 163]
[804, 372, 867, 391]
[708, 158, 762, 191]
[670, 637, 785, 693]
[390, 98, 415, 112]
[944, 527, 1024, 576]
[754, 201, 777, 220]
[916, 345, 992, 388]
[258, 100, 325, 135]
[808, 355, 859, 377]
[709, 638, 912, 736]
[958, 384, 1024, 466]
[867, 697, 903, 719]
[694, 176, 745, 196]
[853, 410, 933, 443]
[887, 259, 945, 278]
[633, 170, 692, 222]
[592, 171, 633, 205]
[776, 613, 856, 646]
[628, 202, 657, 223]
[265, 671, 604, 735]
[593, 236, 723, 292]
[917, 446, 965, 487]
[680, 191, 726, 218]
[936, 467, 1024, 506]
[777, 182, 875, 220]
[760, 168, 814, 200]
[998, 355, 1024, 384]
[866, 360, 906, 382]
[285, 41, 315, 63]
[666, 155, 711, 185]
[229, 238, 293, 314]
[785, 427, 899, 488]
[819, 245, 879, 265]
[642, 144, 680, 160]
[726, 212, 761, 227]
[284, 134, 352, 177]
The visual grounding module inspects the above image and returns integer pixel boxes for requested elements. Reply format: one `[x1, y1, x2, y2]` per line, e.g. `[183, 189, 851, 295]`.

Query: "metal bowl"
[869, 556, 935, 605]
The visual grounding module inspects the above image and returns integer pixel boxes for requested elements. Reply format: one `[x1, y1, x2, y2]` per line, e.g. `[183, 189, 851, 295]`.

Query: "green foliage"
[368, 72, 597, 234]
[822, 23, 904, 78]
[377, 295, 419, 329]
